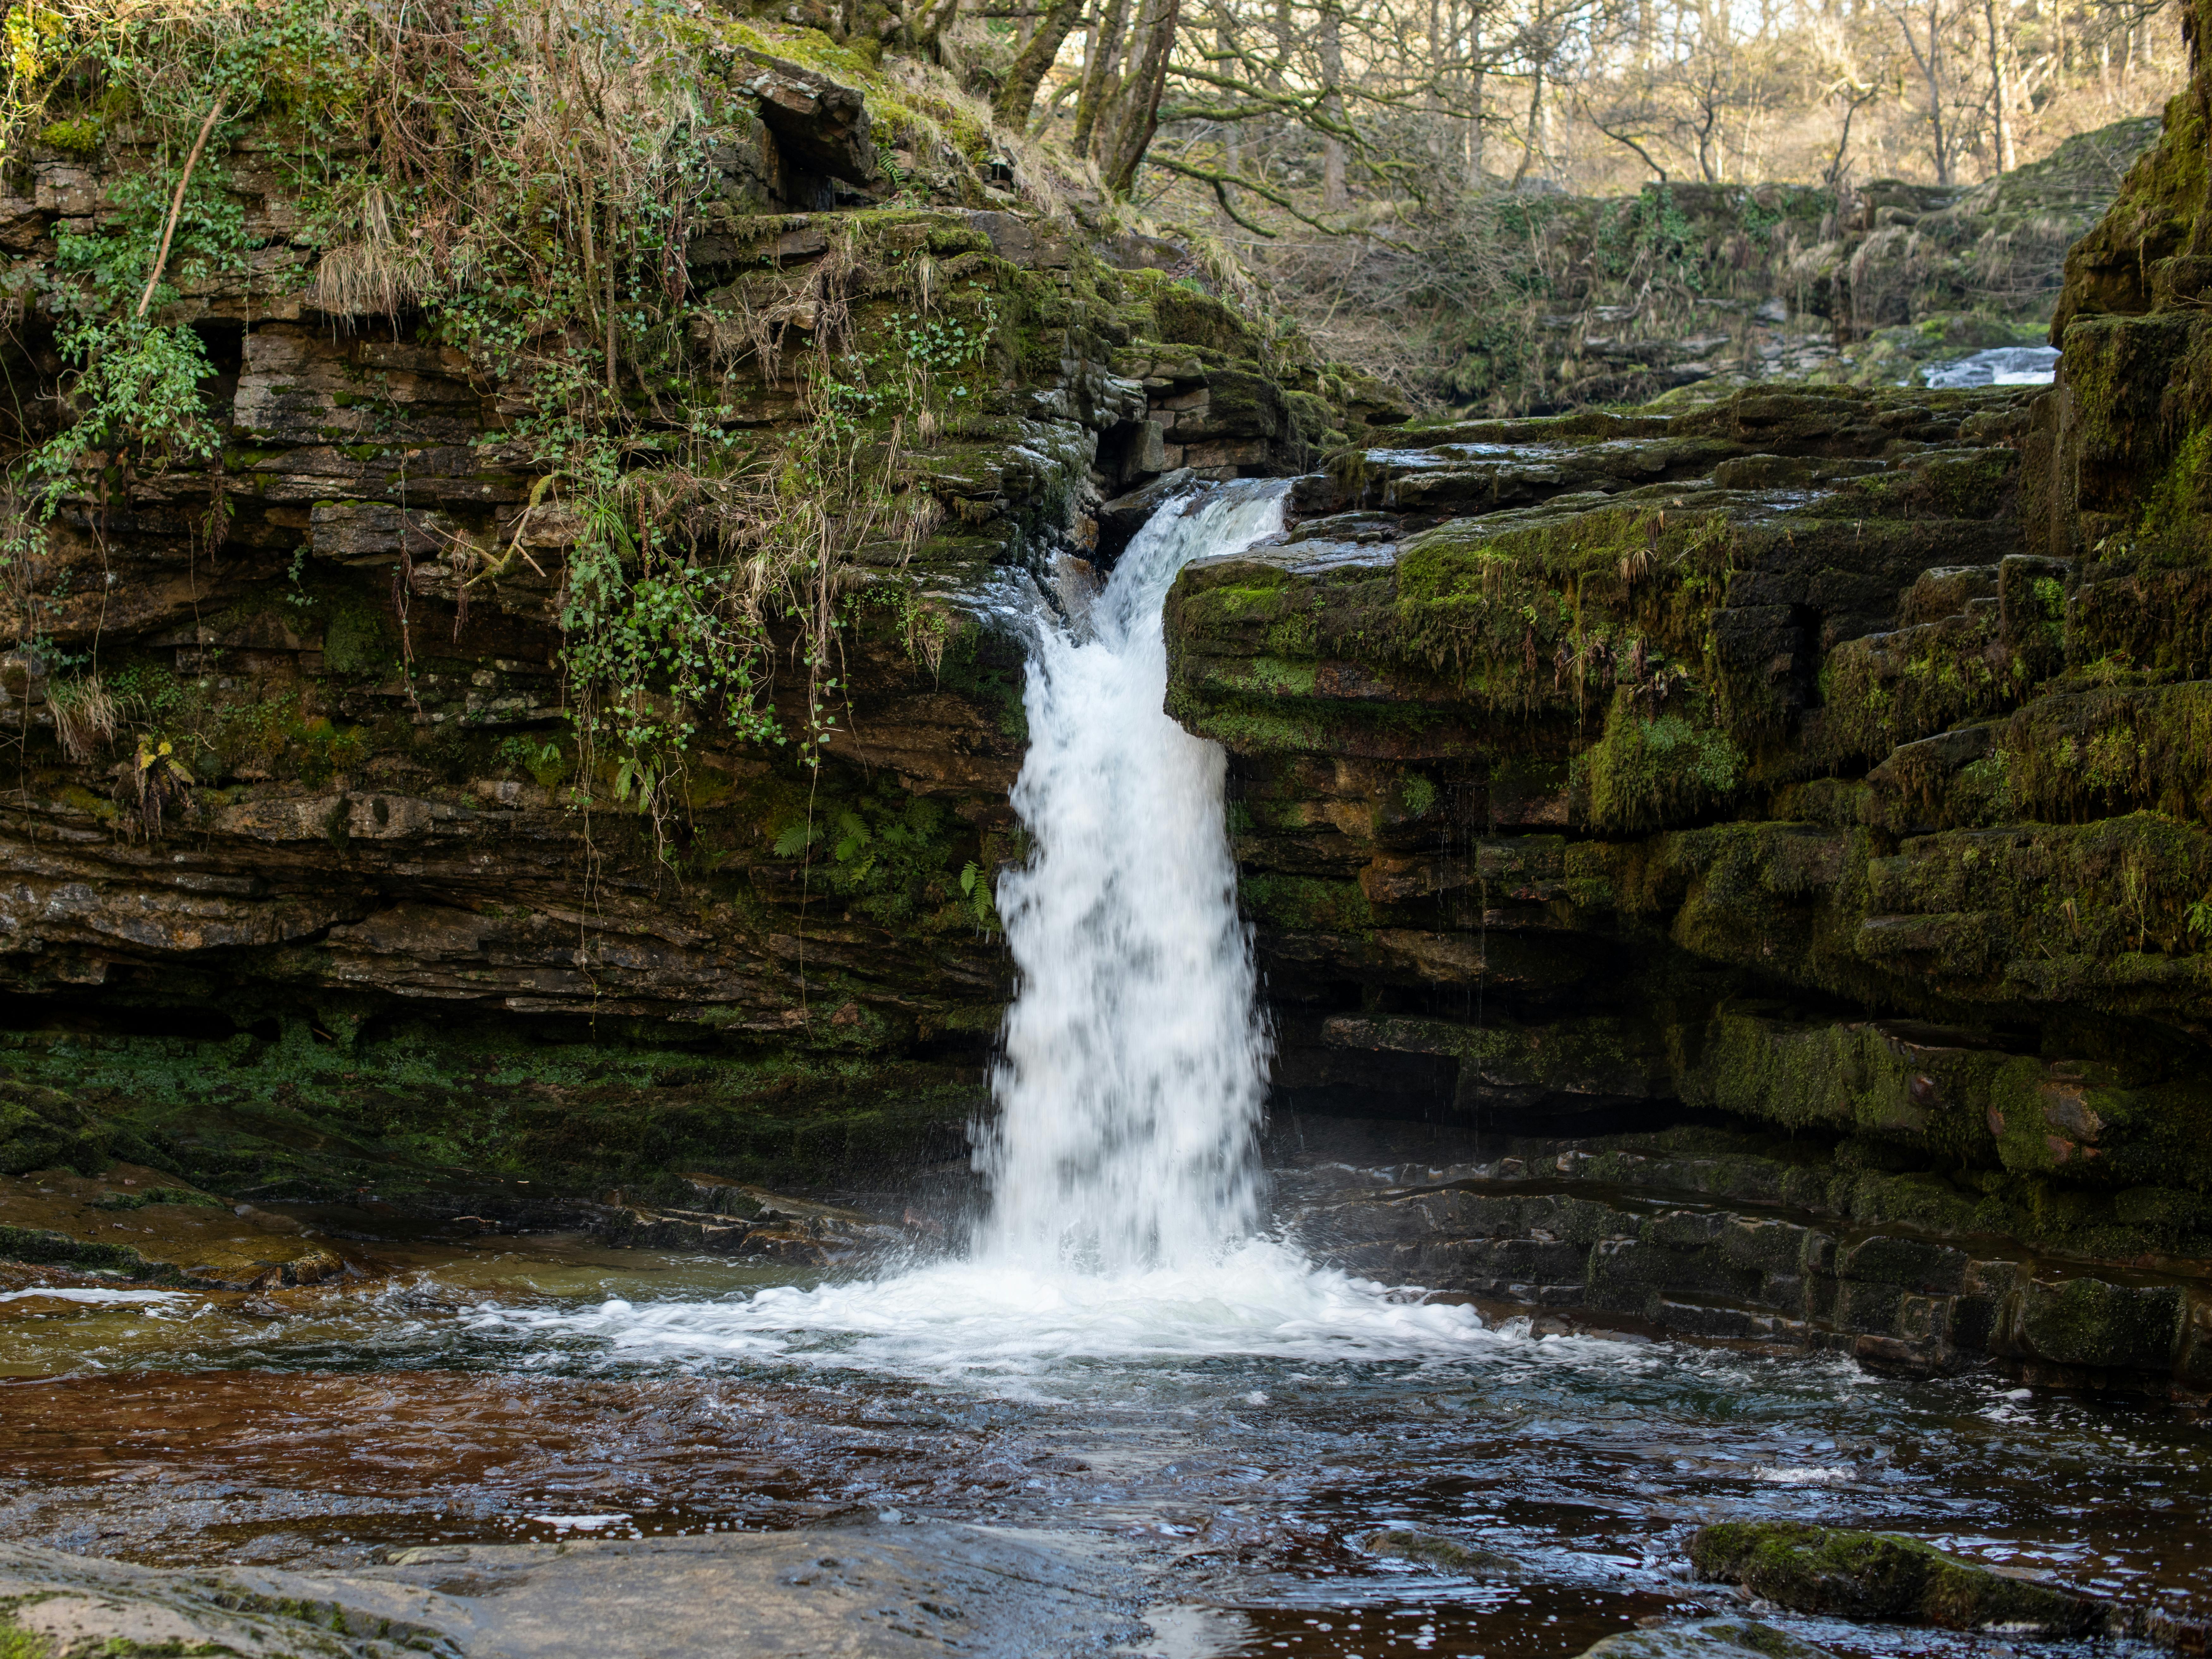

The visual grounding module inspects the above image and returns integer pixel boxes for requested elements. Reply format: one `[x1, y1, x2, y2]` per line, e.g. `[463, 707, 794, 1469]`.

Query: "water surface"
[3, 1234, 2205, 1658]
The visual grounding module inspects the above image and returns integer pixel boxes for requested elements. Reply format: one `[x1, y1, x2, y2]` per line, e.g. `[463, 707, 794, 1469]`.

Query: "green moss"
[1241, 873, 1373, 932]
[1391, 504, 1738, 719]
[0, 1018, 989, 1204]
[36, 117, 100, 155]
[1866, 812, 2212, 984]
[1689, 1522, 2103, 1634]
[1341, 1012, 1664, 1099]
[1578, 686, 1743, 832]
[2003, 683, 2212, 827]
[0, 1077, 175, 1177]
[0, 1223, 181, 1282]
[2014, 1273, 2185, 1368]
[325, 596, 401, 677]
[1818, 607, 2022, 768]
[1681, 1012, 1998, 1165]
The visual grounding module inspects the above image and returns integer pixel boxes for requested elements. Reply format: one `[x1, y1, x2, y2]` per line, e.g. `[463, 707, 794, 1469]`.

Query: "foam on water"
[486, 483, 1536, 1388]
[0, 1287, 191, 1305]
[480, 1240, 1506, 1392]
[1923, 345, 2059, 388]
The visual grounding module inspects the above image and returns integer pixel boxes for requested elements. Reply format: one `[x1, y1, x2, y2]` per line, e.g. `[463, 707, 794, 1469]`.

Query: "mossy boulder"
[0, 1079, 173, 1178]
[1688, 1522, 2108, 1634]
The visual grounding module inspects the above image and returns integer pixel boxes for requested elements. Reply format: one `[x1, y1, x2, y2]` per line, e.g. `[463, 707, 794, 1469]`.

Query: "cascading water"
[975, 483, 1287, 1273]
[486, 483, 1489, 1384]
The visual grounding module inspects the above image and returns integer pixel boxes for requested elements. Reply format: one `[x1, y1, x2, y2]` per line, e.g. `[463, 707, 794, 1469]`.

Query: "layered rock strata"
[1162, 75, 2212, 1389]
[1170, 384, 2206, 1181]
[0, 28, 1395, 1204]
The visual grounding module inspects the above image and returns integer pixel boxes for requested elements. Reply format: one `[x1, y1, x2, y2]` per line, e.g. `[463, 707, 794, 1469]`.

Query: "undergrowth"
[0, 0, 1006, 877]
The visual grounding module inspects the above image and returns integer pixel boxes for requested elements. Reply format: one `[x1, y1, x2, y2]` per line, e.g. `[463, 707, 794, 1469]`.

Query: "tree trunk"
[1511, 0, 1546, 188]
[1319, 1, 1349, 208]
[1468, 2, 1486, 183]
[995, 0, 1084, 128]
[1928, 8, 1949, 184]
[1427, 0, 1445, 166]
[1073, 0, 1130, 156]
[1102, 0, 1180, 195]
[1985, 0, 2015, 172]
[1217, 16, 1243, 216]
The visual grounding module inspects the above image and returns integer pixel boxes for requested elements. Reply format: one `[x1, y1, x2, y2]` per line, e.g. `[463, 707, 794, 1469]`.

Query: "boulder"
[1358, 1528, 1521, 1574]
[1572, 1619, 1839, 1659]
[1688, 1521, 2108, 1635]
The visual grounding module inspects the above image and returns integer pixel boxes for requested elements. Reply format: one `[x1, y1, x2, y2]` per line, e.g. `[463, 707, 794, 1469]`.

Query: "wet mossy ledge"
[1170, 384, 2212, 1389]
[1162, 71, 2212, 1393]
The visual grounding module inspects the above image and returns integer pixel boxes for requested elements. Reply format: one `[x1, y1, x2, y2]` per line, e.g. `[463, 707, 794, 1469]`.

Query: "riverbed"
[3, 1212, 2203, 1659]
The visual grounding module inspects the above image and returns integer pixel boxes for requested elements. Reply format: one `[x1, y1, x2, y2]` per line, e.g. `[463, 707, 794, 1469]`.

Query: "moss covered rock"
[1688, 1522, 2109, 1634]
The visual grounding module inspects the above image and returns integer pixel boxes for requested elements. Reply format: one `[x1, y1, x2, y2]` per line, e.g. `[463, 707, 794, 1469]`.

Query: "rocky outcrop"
[1282, 1122, 2212, 1393]
[0, 22, 1399, 1206]
[0, 1154, 346, 1289]
[1167, 371, 2211, 1388]
[1687, 1521, 2204, 1645]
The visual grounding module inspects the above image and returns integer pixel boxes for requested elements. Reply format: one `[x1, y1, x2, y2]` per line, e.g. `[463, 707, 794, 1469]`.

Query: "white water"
[1923, 344, 2059, 388]
[482, 482, 1500, 1386]
[975, 483, 1285, 1272]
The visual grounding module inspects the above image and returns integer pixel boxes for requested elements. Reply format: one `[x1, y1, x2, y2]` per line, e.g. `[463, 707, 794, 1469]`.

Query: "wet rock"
[0, 1164, 351, 1289]
[1285, 1118, 2212, 1393]
[0, 1524, 1139, 1657]
[1687, 1520, 2108, 1634]
[1095, 468, 1197, 559]
[1573, 1619, 1839, 1659]
[1358, 1528, 1521, 1574]
[588, 1179, 905, 1262]
[0, 1080, 170, 1178]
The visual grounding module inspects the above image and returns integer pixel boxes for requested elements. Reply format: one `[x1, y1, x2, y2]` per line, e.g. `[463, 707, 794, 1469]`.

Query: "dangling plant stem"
[136, 95, 225, 320]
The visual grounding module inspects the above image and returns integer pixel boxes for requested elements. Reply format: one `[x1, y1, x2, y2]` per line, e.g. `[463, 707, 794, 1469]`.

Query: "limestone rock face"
[1166, 362, 2212, 1390]
[0, 31, 1419, 1211]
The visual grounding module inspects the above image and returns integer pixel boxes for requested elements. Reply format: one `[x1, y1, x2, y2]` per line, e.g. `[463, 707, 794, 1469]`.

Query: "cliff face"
[2, 0, 2207, 1395]
[0, 23, 1392, 1206]
[1161, 48, 2212, 1393]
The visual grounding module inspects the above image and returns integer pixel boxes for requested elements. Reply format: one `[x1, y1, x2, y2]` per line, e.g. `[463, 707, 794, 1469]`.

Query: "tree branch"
[137, 97, 227, 322]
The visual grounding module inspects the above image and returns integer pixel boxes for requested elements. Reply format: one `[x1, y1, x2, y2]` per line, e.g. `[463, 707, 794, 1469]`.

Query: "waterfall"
[975, 483, 1289, 1272]
[498, 479, 1490, 1386]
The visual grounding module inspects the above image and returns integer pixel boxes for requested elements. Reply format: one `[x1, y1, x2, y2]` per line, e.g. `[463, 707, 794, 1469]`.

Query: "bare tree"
[1887, 0, 1960, 182]
[1985, 0, 2018, 169]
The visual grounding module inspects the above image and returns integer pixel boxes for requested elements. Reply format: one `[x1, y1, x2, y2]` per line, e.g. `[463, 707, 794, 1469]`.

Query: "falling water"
[975, 482, 1289, 1272]
[484, 480, 1490, 1384]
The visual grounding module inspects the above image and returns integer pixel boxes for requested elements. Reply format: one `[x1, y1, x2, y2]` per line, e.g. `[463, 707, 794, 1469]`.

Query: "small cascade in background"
[974, 483, 1288, 1273]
